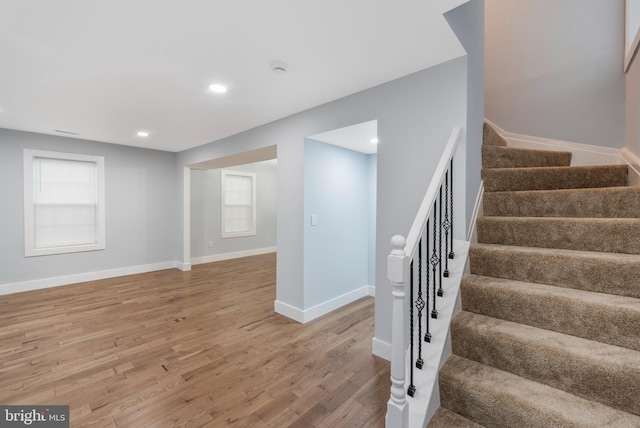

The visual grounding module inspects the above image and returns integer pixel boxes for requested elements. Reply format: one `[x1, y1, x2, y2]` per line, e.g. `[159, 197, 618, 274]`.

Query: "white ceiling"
[309, 120, 378, 154]
[0, 0, 465, 153]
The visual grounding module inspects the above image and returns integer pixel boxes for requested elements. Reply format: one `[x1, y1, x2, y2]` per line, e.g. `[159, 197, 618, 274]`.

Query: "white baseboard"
[191, 246, 276, 265]
[620, 148, 640, 186]
[274, 284, 374, 324]
[273, 300, 305, 323]
[372, 337, 392, 361]
[176, 261, 192, 272]
[0, 261, 178, 296]
[484, 119, 622, 166]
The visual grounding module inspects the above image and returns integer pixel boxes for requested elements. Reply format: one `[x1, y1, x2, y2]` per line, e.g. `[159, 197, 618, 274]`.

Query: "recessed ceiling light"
[209, 83, 228, 93]
[371, 138, 379, 144]
[137, 131, 149, 137]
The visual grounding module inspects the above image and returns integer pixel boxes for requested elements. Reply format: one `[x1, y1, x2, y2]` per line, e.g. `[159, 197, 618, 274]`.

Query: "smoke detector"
[271, 61, 288, 74]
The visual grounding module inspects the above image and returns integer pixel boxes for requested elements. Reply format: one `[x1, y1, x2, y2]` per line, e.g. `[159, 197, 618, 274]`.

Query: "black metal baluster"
[449, 159, 455, 260]
[408, 260, 416, 397]
[437, 186, 444, 298]
[415, 238, 425, 369]
[424, 220, 431, 343]
[443, 169, 451, 278]
[430, 202, 439, 320]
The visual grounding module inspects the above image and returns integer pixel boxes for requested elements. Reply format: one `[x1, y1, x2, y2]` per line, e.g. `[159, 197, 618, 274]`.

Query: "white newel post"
[386, 235, 409, 428]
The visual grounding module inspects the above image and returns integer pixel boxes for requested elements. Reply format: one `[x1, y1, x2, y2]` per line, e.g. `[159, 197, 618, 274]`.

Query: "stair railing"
[386, 126, 462, 428]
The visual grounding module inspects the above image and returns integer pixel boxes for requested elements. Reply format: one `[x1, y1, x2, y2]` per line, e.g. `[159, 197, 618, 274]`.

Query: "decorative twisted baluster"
[424, 221, 431, 343]
[443, 169, 451, 278]
[415, 238, 425, 369]
[430, 201, 439, 320]
[408, 260, 416, 397]
[449, 159, 455, 260]
[437, 186, 444, 298]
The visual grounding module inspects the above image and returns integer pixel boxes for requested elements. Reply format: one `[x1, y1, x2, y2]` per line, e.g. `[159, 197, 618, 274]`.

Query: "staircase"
[428, 123, 640, 427]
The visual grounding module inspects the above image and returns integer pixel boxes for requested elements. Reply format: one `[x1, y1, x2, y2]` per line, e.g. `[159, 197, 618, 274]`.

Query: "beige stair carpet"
[429, 122, 640, 427]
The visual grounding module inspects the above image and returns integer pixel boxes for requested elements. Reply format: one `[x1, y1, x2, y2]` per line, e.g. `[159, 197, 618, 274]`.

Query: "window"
[221, 170, 256, 238]
[24, 149, 105, 257]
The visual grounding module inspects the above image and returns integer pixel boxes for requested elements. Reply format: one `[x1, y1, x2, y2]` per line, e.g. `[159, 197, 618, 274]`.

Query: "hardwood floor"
[0, 253, 390, 427]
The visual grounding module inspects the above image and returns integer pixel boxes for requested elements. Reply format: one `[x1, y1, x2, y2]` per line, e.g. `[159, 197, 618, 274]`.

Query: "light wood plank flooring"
[0, 253, 389, 427]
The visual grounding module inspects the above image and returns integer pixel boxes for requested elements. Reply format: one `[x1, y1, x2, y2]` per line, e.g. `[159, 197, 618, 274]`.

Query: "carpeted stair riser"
[461, 275, 640, 352]
[469, 244, 640, 299]
[484, 186, 640, 218]
[482, 164, 628, 192]
[477, 217, 640, 254]
[427, 406, 485, 428]
[483, 122, 507, 147]
[451, 311, 640, 416]
[482, 145, 572, 169]
[439, 355, 640, 428]
[435, 122, 640, 426]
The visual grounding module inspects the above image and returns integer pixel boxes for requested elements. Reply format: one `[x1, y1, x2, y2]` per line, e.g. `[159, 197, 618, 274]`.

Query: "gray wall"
[303, 139, 373, 308]
[485, 0, 625, 148]
[446, 0, 485, 231]
[627, 51, 640, 157]
[177, 57, 468, 345]
[0, 128, 177, 285]
[190, 161, 277, 258]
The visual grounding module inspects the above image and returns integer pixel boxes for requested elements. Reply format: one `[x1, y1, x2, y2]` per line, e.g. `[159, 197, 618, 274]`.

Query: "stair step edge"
[440, 355, 640, 428]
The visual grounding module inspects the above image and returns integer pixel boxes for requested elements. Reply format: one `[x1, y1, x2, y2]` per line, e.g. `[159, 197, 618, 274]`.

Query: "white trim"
[274, 284, 374, 324]
[191, 247, 277, 265]
[182, 167, 191, 271]
[372, 337, 392, 361]
[467, 180, 483, 244]
[221, 169, 257, 238]
[624, 28, 640, 71]
[176, 261, 192, 272]
[0, 261, 178, 296]
[620, 148, 640, 186]
[484, 119, 622, 166]
[625, 0, 640, 72]
[405, 127, 462, 258]
[408, 239, 470, 428]
[23, 149, 106, 257]
[274, 300, 305, 323]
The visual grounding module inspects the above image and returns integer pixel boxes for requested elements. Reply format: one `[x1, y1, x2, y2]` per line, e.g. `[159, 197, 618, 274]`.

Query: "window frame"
[23, 149, 106, 257]
[220, 169, 256, 239]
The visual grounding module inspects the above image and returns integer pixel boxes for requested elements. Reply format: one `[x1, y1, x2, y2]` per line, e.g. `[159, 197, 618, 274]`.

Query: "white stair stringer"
[406, 239, 470, 428]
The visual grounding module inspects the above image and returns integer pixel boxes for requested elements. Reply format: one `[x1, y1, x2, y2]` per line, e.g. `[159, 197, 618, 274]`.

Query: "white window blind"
[24, 150, 105, 257]
[221, 170, 256, 238]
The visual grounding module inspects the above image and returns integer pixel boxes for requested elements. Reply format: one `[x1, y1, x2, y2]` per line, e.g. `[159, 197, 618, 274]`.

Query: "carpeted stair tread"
[461, 275, 640, 351]
[439, 354, 640, 428]
[451, 311, 640, 416]
[482, 145, 572, 169]
[483, 122, 507, 147]
[482, 164, 628, 192]
[477, 216, 640, 254]
[469, 243, 640, 299]
[427, 406, 485, 428]
[483, 186, 640, 218]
